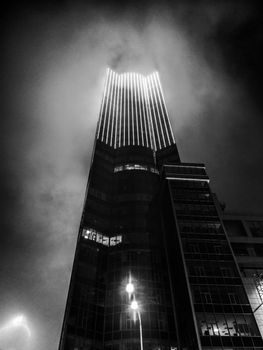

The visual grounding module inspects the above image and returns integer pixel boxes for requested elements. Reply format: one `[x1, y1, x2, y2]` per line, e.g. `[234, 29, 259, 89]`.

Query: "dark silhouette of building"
[59, 69, 263, 350]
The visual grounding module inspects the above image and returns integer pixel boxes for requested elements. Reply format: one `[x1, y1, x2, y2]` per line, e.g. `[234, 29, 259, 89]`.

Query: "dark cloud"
[1, 1, 263, 349]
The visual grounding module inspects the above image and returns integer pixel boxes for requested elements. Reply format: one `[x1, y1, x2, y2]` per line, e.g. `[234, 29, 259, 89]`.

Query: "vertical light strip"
[134, 73, 137, 145]
[123, 74, 126, 147]
[149, 74, 163, 149]
[106, 71, 115, 144]
[134, 73, 140, 146]
[102, 69, 113, 142]
[110, 72, 118, 147]
[143, 78, 156, 150]
[130, 73, 135, 145]
[150, 74, 166, 148]
[127, 73, 130, 146]
[140, 75, 149, 147]
[153, 73, 170, 146]
[143, 77, 155, 150]
[114, 75, 120, 148]
[147, 76, 161, 149]
[155, 71, 176, 143]
[119, 74, 123, 148]
[97, 68, 110, 140]
[137, 74, 145, 146]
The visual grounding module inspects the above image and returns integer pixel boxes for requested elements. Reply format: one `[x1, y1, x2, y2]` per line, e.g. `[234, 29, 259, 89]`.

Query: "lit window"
[82, 228, 122, 247]
[110, 236, 122, 246]
[113, 164, 159, 174]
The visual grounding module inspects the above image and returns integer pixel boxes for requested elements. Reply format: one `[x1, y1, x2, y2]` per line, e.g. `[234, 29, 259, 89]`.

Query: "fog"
[1, 2, 263, 349]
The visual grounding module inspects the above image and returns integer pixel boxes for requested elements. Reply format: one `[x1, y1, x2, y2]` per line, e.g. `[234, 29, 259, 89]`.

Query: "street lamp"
[130, 300, 138, 310]
[126, 282, 135, 295]
[126, 282, 143, 350]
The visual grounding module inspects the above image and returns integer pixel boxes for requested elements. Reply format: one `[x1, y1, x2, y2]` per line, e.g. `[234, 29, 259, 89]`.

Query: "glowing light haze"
[1, 2, 263, 350]
[0, 315, 32, 350]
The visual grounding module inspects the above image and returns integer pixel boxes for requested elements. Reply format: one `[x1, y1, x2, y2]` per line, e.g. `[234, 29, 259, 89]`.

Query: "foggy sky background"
[1, 1, 263, 349]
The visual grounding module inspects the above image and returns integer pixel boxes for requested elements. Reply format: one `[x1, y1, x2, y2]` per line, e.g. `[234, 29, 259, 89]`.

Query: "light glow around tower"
[97, 69, 175, 150]
[0, 314, 31, 338]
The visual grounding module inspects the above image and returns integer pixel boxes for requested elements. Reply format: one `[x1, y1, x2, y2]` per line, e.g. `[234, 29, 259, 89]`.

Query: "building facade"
[221, 213, 263, 338]
[59, 69, 263, 350]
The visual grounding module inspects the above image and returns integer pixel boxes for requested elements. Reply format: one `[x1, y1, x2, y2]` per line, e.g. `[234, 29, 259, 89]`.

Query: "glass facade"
[221, 215, 263, 338]
[59, 70, 263, 350]
[160, 164, 263, 349]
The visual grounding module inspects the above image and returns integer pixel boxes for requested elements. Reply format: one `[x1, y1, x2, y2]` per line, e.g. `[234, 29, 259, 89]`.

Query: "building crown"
[96, 69, 175, 150]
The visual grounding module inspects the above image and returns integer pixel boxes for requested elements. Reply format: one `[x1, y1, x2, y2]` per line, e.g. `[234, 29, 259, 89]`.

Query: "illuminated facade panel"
[97, 69, 175, 150]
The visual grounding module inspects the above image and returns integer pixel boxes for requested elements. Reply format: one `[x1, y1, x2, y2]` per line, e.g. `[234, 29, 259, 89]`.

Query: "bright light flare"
[126, 283, 135, 294]
[0, 314, 31, 338]
[131, 300, 139, 310]
[11, 315, 24, 327]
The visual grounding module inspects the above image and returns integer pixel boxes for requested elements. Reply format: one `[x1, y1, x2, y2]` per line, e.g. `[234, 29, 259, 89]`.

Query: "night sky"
[1, 1, 263, 349]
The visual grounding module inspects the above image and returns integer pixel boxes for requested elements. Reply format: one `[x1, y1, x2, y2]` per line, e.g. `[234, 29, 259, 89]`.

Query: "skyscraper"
[59, 69, 263, 350]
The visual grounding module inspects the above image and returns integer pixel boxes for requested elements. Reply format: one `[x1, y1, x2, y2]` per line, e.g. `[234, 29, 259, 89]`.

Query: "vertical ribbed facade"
[97, 69, 175, 150]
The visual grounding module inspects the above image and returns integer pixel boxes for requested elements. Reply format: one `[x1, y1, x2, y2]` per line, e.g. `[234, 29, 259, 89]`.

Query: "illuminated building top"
[96, 69, 175, 150]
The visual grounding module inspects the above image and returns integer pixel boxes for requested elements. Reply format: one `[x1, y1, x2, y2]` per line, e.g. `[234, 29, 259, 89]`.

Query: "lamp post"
[126, 282, 143, 350]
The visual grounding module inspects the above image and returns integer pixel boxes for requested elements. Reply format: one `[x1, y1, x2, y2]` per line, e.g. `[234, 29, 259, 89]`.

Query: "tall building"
[59, 69, 263, 350]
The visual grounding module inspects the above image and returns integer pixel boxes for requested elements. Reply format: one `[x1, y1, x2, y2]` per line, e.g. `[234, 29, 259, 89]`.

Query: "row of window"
[105, 288, 169, 308]
[172, 190, 211, 202]
[248, 221, 263, 237]
[108, 252, 163, 269]
[222, 219, 263, 238]
[114, 164, 159, 174]
[196, 312, 260, 337]
[174, 203, 217, 215]
[164, 165, 206, 176]
[232, 244, 263, 257]
[104, 311, 168, 332]
[105, 342, 177, 350]
[82, 228, 122, 247]
[106, 269, 166, 285]
[179, 222, 223, 234]
[183, 241, 231, 255]
[170, 180, 209, 190]
[188, 263, 236, 278]
[241, 268, 263, 278]
[192, 285, 248, 305]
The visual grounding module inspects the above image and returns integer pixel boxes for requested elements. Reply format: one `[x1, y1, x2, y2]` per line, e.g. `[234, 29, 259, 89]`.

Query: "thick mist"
[1, 2, 263, 349]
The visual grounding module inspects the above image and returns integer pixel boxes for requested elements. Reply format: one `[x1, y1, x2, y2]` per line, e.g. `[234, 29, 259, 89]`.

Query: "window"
[114, 164, 159, 174]
[189, 244, 199, 253]
[82, 228, 122, 247]
[197, 313, 260, 337]
[232, 245, 249, 256]
[255, 245, 263, 257]
[201, 292, 212, 304]
[214, 245, 223, 254]
[220, 267, 232, 277]
[194, 266, 205, 276]
[228, 293, 238, 304]
[224, 220, 247, 237]
[247, 221, 263, 237]
[124, 312, 133, 330]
